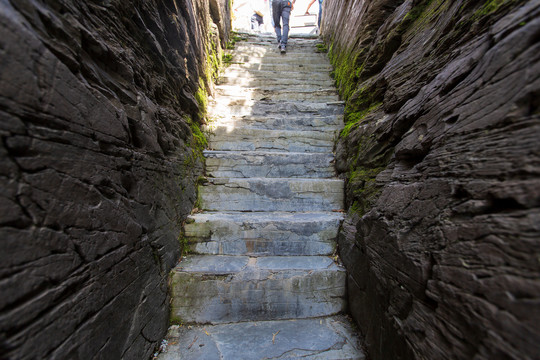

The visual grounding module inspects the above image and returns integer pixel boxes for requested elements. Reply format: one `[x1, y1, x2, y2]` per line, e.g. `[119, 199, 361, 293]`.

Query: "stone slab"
[220, 67, 332, 81]
[227, 62, 332, 72]
[205, 114, 343, 131]
[199, 177, 344, 212]
[158, 316, 365, 360]
[207, 127, 336, 153]
[208, 98, 344, 118]
[215, 86, 339, 102]
[186, 211, 342, 256]
[217, 74, 334, 87]
[170, 255, 346, 323]
[204, 150, 336, 178]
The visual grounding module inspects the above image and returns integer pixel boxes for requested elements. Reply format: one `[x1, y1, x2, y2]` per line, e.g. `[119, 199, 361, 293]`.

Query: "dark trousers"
[272, 0, 292, 45]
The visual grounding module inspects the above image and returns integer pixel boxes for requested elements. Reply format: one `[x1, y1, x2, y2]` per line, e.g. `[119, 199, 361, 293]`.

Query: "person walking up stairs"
[157, 34, 365, 360]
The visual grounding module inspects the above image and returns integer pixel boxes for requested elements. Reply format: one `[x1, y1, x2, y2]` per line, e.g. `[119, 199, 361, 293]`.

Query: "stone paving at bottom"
[157, 33, 364, 359]
[160, 316, 362, 360]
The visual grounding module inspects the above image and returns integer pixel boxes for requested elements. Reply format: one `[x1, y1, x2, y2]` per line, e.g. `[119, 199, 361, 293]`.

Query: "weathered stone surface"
[159, 316, 364, 360]
[324, 0, 540, 359]
[163, 34, 362, 359]
[0, 0, 229, 358]
[200, 177, 344, 212]
[185, 211, 342, 255]
[206, 114, 344, 131]
[208, 127, 337, 152]
[204, 150, 336, 178]
[170, 255, 346, 323]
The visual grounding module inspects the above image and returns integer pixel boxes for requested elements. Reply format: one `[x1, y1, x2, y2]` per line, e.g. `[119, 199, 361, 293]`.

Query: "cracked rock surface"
[0, 0, 231, 358]
[324, 0, 540, 359]
[159, 35, 364, 359]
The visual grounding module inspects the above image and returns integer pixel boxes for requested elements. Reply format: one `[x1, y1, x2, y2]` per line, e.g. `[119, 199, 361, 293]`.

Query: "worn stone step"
[221, 67, 332, 81]
[158, 316, 365, 360]
[227, 62, 332, 72]
[205, 114, 344, 131]
[217, 74, 334, 87]
[232, 42, 323, 54]
[204, 151, 335, 178]
[216, 84, 338, 95]
[231, 53, 330, 64]
[199, 177, 344, 212]
[208, 127, 337, 153]
[185, 211, 343, 256]
[215, 86, 339, 102]
[208, 98, 344, 118]
[170, 255, 346, 324]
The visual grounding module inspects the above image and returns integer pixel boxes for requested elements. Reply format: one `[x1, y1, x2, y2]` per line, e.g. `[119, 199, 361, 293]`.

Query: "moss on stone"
[348, 167, 385, 216]
[341, 102, 382, 138]
[474, 0, 517, 17]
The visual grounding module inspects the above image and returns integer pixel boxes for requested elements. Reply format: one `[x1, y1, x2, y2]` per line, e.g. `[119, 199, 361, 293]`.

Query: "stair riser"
[170, 269, 346, 323]
[208, 138, 335, 153]
[205, 153, 335, 178]
[214, 92, 339, 102]
[220, 69, 332, 81]
[205, 116, 343, 131]
[186, 218, 340, 256]
[231, 55, 328, 64]
[207, 129, 336, 153]
[218, 77, 334, 88]
[228, 63, 332, 72]
[200, 179, 344, 212]
[209, 100, 344, 117]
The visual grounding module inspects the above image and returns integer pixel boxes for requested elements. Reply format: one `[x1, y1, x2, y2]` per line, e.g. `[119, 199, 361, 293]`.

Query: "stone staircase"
[158, 35, 364, 360]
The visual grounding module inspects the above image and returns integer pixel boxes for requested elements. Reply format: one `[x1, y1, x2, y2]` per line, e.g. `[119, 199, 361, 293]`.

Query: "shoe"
[280, 44, 286, 54]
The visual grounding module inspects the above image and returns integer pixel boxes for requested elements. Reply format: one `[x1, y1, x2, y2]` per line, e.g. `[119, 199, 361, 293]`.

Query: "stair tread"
[175, 255, 342, 274]
[159, 316, 365, 360]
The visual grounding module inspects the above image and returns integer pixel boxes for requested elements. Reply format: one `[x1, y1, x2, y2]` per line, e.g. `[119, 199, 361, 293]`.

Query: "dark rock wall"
[322, 0, 540, 359]
[0, 0, 230, 358]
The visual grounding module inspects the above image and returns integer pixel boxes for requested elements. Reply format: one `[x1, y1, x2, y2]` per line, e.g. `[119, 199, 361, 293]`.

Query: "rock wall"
[0, 0, 230, 358]
[322, 0, 540, 359]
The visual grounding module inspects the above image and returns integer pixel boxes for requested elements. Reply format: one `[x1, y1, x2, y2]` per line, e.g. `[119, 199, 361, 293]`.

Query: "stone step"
[208, 98, 344, 118]
[185, 211, 343, 256]
[215, 86, 339, 102]
[205, 114, 344, 131]
[207, 127, 337, 153]
[227, 62, 332, 72]
[199, 177, 344, 212]
[204, 150, 335, 178]
[217, 74, 334, 87]
[158, 316, 365, 360]
[232, 42, 323, 54]
[220, 67, 332, 81]
[231, 53, 330, 64]
[169, 255, 346, 324]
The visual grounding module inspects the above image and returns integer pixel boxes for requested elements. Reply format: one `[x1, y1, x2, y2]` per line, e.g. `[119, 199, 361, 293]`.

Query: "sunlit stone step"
[199, 177, 344, 212]
[205, 114, 343, 131]
[169, 255, 346, 324]
[217, 74, 334, 87]
[220, 67, 332, 81]
[204, 150, 335, 178]
[208, 127, 337, 153]
[185, 211, 343, 256]
[208, 98, 344, 118]
[214, 86, 339, 102]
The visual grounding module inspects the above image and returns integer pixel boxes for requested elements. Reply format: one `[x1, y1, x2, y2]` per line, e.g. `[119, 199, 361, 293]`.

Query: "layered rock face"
[322, 0, 540, 359]
[0, 0, 230, 358]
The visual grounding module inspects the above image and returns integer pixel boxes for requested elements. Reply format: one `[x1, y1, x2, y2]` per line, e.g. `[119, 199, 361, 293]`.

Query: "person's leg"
[318, 0, 322, 28]
[280, 4, 291, 46]
[272, 0, 282, 44]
